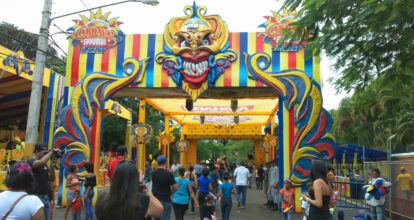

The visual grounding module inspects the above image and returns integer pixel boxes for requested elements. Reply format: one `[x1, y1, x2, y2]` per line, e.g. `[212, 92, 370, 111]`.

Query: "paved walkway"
[53, 186, 368, 219]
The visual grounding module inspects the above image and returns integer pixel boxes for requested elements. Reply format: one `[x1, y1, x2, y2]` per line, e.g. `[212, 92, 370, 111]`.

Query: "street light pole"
[25, 0, 159, 156]
[25, 0, 52, 157]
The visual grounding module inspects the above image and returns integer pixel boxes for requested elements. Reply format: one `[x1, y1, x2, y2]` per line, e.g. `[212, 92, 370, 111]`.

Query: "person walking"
[152, 155, 178, 220]
[199, 193, 217, 220]
[194, 161, 202, 178]
[267, 161, 279, 211]
[396, 166, 413, 200]
[188, 165, 198, 213]
[263, 163, 271, 206]
[233, 161, 250, 209]
[83, 162, 96, 220]
[256, 165, 264, 189]
[144, 161, 153, 192]
[209, 164, 220, 194]
[71, 190, 82, 220]
[280, 179, 295, 220]
[27, 144, 58, 220]
[0, 161, 44, 220]
[197, 167, 214, 209]
[95, 160, 164, 220]
[108, 146, 127, 181]
[65, 165, 81, 220]
[172, 167, 199, 220]
[301, 160, 332, 220]
[366, 168, 386, 220]
[218, 173, 237, 220]
[170, 161, 181, 178]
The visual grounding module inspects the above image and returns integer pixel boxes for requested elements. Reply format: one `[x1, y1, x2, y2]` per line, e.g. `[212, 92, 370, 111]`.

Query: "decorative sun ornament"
[156, 2, 237, 101]
[157, 133, 175, 149]
[176, 139, 189, 153]
[132, 123, 153, 144]
[67, 9, 124, 53]
[258, 10, 306, 51]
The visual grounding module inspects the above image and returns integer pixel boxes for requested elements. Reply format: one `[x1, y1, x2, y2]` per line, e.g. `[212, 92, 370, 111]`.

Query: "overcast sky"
[0, 0, 348, 109]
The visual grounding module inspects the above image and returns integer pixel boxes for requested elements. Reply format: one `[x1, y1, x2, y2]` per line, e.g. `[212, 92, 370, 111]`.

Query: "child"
[218, 173, 237, 220]
[301, 183, 313, 220]
[200, 193, 217, 220]
[280, 179, 295, 220]
[72, 190, 83, 220]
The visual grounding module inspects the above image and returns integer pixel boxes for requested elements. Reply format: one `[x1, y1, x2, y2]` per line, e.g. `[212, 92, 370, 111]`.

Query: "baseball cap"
[401, 167, 406, 171]
[157, 155, 167, 165]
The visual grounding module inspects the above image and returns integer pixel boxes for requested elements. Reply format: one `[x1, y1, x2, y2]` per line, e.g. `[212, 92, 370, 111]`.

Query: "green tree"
[0, 22, 66, 74]
[195, 140, 253, 163]
[331, 75, 414, 152]
[282, 0, 414, 92]
[282, 0, 414, 152]
[197, 140, 223, 161]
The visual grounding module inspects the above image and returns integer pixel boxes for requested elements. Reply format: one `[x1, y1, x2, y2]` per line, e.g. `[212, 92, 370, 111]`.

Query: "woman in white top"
[0, 161, 44, 220]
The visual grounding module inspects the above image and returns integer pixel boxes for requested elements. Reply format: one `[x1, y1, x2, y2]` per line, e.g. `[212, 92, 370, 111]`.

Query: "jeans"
[221, 197, 232, 220]
[236, 185, 247, 207]
[282, 209, 293, 220]
[37, 196, 50, 220]
[370, 205, 384, 220]
[72, 211, 81, 220]
[155, 201, 172, 220]
[84, 190, 95, 220]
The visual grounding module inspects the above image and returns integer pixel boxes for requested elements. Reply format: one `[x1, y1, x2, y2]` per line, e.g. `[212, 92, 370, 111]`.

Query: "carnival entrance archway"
[53, 3, 337, 210]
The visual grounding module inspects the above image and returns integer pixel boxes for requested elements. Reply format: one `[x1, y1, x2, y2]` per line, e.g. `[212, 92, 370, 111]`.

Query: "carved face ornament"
[156, 3, 237, 101]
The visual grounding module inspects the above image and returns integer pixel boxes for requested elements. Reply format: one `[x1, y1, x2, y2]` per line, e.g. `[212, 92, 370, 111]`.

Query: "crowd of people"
[0, 143, 403, 220]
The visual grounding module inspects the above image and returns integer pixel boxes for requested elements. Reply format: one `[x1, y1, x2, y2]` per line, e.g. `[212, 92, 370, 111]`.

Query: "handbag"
[2, 194, 28, 220]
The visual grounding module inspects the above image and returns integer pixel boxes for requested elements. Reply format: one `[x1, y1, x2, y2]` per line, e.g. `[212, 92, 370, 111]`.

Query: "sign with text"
[67, 9, 123, 53]
[259, 11, 305, 52]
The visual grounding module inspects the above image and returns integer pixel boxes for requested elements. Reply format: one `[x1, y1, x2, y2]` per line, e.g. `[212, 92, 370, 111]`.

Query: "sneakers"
[242, 206, 246, 209]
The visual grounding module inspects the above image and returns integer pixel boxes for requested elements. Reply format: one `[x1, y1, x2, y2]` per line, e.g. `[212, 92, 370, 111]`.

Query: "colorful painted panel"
[54, 58, 148, 169]
[65, 35, 319, 90]
[246, 52, 337, 185]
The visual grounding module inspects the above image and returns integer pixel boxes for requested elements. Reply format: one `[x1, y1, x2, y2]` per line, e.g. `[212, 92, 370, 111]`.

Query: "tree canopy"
[282, 0, 414, 152]
[196, 140, 253, 163]
[0, 22, 66, 74]
[282, 0, 414, 92]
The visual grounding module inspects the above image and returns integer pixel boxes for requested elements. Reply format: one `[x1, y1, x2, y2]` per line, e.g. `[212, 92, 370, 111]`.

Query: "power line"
[0, 31, 65, 65]
[48, 35, 67, 56]
[51, 24, 70, 37]
[79, 0, 90, 9]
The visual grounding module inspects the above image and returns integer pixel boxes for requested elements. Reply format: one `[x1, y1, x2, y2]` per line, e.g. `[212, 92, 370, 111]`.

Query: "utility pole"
[25, 0, 53, 156]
